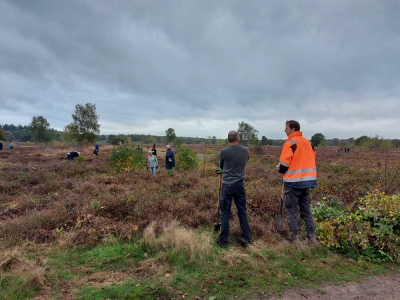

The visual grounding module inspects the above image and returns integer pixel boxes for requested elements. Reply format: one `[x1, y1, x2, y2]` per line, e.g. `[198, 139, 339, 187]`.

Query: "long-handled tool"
[276, 184, 284, 231]
[214, 173, 222, 232]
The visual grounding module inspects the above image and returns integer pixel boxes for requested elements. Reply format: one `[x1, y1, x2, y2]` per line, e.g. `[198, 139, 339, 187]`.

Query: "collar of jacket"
[287, 131, 303, 140]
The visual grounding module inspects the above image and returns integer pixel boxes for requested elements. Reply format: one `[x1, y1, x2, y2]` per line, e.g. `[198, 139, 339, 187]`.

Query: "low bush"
[108, 145, 145, 172]
[175, 147, 199, 170]
[313, 192, 400, 262]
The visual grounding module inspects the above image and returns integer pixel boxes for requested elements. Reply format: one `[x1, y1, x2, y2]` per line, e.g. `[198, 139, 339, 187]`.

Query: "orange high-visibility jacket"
[279, 131, 317, 188]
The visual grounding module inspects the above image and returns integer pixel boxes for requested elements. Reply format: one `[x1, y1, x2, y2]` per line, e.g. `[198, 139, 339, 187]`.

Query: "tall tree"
[311, 133, 326, 147]
[237, 121, 259, 146]
[165, 128, 176, 144]
[29, 116, 53, 143]
[66, 103, 100, 144]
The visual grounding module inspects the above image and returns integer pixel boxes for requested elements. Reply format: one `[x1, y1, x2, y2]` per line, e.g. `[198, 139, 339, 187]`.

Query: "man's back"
[220, 145, 249, 184]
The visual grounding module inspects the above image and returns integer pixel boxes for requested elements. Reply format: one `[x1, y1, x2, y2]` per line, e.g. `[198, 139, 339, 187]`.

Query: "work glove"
[215, 168, 223, 174]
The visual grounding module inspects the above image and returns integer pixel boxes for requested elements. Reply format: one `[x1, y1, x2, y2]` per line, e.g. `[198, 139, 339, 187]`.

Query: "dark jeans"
[283, 186, 315, 239]
[219, 180, 250, 245]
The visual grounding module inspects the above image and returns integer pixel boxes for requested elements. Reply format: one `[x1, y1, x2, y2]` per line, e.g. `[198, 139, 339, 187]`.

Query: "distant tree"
[237, 121, 259, 146]
[318, 139, 329, 147]
[261, 136, 268, 146]
[391, 139, 400, 148]
[165, 128, 176, 144]
[211, 136, 217, 145]
[218, 139, 226, 147]
[62, 124, 77, 143]
[355, 135, 370, 146]
[98, 135, 107, 142]
[29, 116, 53, 143]
[331, 138, 339, 146]
[5, 131, 15, 142]
[0, 129, 6, 141]
[311, 133, 326, 147]
[66, 103, 100, 144]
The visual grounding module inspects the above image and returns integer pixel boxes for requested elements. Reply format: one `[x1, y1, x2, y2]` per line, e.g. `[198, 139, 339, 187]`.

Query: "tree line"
[0, 103, 398, 149]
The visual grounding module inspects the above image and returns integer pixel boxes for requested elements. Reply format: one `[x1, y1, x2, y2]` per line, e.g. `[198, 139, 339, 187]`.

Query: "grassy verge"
[1, 223, 398, 300]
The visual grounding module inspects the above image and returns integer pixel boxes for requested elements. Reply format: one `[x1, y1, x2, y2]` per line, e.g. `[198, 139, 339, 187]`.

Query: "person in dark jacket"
[0, 141, 3, 151]
[151, 144, 157, 156]
[67, 151, 80, 161]
[165, 145, 175, 175]
[278, 120, 317, 243]
[93, 143, 99, 156]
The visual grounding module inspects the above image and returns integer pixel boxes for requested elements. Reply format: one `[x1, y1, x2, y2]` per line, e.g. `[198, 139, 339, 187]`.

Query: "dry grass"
[143, 220, 213, 262]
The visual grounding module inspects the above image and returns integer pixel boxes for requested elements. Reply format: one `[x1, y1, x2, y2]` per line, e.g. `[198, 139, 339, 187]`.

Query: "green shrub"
[108, 145, 145, 173]
[314, 192, 400, 262]
[176, 147, 199, 170]
[312, 196, 345, 221]
[76, 154, 88, 164]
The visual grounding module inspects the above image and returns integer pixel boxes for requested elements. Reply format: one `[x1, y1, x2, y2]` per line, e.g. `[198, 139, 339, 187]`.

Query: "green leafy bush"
[313, 192, 400, 262]
[76, 154, 88, 164]
[176, 147, 199, 170]
[108, 145, 145, 172]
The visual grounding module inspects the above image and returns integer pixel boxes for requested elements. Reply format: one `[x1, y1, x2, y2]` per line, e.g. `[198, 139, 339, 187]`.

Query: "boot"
[289, 232, 299, 243]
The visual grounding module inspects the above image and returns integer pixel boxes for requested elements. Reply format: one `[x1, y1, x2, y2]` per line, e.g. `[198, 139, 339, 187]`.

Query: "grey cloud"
[1, 0, 399, 139]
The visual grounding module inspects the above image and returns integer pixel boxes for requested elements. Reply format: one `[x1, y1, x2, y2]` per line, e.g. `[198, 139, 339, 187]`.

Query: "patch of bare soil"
[264, 273, 400, 300]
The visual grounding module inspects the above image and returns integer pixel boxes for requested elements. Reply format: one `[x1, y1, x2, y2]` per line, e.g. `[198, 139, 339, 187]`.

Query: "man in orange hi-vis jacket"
[278, 120, 317, 243]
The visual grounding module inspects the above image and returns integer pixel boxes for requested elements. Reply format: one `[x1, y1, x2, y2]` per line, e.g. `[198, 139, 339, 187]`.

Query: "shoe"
[240, 238, 250, 248]
[307, 235, 317, 244]
[289, 233, 299, 243]
[218, 242, 228, 248]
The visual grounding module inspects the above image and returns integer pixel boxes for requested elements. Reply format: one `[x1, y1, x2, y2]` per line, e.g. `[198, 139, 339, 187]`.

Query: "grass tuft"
[143, 220, 213, 262]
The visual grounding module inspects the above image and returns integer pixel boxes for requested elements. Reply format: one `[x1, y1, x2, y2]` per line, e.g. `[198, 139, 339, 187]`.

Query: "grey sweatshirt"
[219, 144, 249, 184]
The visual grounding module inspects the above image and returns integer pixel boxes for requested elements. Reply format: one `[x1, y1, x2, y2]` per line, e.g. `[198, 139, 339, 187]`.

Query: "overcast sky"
[1, 0, 399, 140]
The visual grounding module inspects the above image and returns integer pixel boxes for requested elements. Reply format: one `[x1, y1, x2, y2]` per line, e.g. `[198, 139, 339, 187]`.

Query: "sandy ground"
[263, 273, 400, 300]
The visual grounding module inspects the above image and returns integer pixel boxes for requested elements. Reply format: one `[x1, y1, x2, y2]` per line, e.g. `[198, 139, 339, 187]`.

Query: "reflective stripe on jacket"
[279, 131, 317, 188]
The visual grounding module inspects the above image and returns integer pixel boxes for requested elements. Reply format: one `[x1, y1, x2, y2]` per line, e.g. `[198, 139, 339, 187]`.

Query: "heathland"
[0, 143, 399, 299]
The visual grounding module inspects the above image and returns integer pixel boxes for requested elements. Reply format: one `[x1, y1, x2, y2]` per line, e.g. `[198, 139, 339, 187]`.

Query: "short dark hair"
[228, 131, 239, 143]
[286, 120, 300, 131]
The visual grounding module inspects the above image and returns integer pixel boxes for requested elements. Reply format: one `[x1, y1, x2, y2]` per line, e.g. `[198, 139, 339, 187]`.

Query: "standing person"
[147, 150, 158, 175]
[165, 145, 175, 176]
[0, 140, 3, 151]
[67, 151, 80, 161]
[278, 120, 317, 243]
[10, 142, 13, 150]
[217, 131, 251, 248]
[151, 144, 157, 156]
[93, 143, 99, 156]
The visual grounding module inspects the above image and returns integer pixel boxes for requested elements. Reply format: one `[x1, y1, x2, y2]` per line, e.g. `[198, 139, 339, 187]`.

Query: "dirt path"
[264, 273, 400, 300]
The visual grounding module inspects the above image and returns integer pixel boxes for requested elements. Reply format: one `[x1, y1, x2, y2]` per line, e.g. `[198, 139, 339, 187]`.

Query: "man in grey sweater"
[217, 130, 251, 248]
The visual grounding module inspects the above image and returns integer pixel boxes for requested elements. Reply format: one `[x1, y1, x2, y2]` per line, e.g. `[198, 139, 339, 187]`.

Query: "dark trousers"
[283, 186, 315, 239]
[219, 180, 250, 245]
